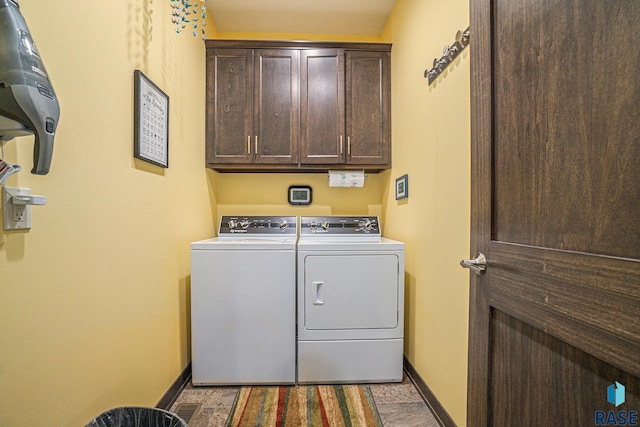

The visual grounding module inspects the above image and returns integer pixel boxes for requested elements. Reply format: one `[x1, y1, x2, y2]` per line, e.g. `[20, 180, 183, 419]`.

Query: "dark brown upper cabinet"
[300, 49, 345, 164]
[345, 51, 390, 166]
[207, 48, 252, 164]
[205, 41, 391, 172]
[207, 48, 299, 165]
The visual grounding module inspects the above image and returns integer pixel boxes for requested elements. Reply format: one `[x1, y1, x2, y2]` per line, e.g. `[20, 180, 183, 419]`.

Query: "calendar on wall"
[133, 70, 169, 168]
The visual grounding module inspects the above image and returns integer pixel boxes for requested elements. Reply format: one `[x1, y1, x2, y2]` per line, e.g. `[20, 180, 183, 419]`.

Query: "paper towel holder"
[327, 170, 367, 188]
[326, 172, 369, 179]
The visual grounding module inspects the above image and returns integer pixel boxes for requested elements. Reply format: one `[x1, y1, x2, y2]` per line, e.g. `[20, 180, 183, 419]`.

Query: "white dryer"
[190, 216, 297, 385]
[297, 216, 405, 383]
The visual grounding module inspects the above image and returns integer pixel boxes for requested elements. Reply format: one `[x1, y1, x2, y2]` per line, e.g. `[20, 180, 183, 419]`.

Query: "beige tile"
[370, 380, 424, 404]
[376, 401, 441, 427]
[171, 385, 239, 426]
[172, 385, 238, 406]
[188, 406, 230, 427]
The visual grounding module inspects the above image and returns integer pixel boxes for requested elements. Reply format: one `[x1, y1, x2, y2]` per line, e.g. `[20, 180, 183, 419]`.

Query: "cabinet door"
[300, 49, 345, 164]
[345, 51, 390, 166]
[254, 49, 299, 164]
[207, 49, 253, 164]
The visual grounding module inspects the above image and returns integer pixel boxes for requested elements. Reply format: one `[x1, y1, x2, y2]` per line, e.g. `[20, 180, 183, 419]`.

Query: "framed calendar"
[133, 70, 169, 168]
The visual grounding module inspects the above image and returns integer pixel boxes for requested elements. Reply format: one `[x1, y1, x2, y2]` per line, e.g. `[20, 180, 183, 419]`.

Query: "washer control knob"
[321, 221, 330, 230]
[309, 221, 318, 230]
[278, 220, 288, 230]
[240, 220, 250, 229]
[228, 220, 238, 229]
[363, 219, 373, 231]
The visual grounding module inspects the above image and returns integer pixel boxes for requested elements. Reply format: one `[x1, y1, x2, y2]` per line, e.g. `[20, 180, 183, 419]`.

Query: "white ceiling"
[205, 0, 396, 36]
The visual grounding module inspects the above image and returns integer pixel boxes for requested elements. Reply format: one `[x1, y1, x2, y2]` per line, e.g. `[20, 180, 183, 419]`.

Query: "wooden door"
[300, 49, 345, 164]
[345, 51, 391, 166]
[206, 49, 253, 164]
[467, 0, 640, 425]
[253, 49, 299, 164]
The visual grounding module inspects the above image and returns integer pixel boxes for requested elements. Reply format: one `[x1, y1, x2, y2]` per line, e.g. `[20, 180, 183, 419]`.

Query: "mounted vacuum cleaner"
[0, 0, 59, 175]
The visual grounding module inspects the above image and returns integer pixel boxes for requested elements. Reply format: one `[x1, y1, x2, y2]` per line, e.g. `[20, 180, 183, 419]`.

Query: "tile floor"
[170, 373, 440, 426]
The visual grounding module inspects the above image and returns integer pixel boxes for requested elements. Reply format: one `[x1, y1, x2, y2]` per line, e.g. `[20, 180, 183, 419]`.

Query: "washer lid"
[191, 236, 297, 250]
[297, 236, 404, 251]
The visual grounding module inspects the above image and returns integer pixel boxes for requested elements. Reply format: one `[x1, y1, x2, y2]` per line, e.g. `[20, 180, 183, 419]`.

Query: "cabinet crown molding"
[205, 39, 392, 52]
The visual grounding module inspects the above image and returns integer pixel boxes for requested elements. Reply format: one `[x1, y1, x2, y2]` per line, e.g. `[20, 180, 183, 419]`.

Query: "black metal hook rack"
[424, 27, 470, 85]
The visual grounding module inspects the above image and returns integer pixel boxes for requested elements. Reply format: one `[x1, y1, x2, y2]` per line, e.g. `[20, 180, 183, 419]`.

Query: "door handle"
[460, 253, 486, 275]
[313, 281, 324, 305]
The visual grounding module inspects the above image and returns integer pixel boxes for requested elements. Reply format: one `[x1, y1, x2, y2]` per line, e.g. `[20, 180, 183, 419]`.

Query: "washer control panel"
[219, 216, 297, 235]
[300, 216, 380, 236]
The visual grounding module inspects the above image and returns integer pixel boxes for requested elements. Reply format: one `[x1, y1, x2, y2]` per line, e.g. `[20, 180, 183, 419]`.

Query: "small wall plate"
[288, 185, 312, 205]
[395, 174, 408, 200]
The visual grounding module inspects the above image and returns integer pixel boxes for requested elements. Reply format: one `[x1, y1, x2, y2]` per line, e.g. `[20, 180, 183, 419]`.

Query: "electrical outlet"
[3, 187, 32, 230]
[12, 203, 26, 222]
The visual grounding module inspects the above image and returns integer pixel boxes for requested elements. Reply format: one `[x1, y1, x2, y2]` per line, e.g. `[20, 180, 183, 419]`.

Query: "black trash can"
[84, 406, 188, 427]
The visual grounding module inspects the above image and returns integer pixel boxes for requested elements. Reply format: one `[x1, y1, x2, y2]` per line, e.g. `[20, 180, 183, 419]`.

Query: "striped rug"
[225, 384, 384, 427]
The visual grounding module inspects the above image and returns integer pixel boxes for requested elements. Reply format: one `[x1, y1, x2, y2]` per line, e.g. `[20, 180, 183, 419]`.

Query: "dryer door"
[303, 254, 399, 330]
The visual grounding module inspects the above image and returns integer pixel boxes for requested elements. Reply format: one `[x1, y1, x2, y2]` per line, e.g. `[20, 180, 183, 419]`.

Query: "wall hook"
[424, 26, 470, 85]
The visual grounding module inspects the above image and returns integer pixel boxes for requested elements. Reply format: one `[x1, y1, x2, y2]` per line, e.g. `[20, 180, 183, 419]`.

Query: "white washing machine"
[297, 216, 405, 383]
[190, 216, 297, 385]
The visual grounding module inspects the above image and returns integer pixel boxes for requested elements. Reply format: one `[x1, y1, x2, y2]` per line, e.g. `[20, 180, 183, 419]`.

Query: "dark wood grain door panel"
[345, 51, 390, 166]
[490, 310, 640, 426]
[254, 49, 299, 164]
[467, 0, 640, 425]
[300, 49, 345, 164]
[207, 49, 253, 164]
[492, 0, 640, 259]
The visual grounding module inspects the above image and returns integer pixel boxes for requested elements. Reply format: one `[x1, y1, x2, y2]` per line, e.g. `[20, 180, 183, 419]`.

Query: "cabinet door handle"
[339, 135, 343, 154]
[247, 136, 251, 155]
[347, 136, 351, 156]
[255, 136, 258, 155]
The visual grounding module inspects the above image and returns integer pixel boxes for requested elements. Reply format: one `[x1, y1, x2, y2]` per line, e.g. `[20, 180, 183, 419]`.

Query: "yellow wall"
[0, 1, 216, 425]
[216, 173, 383, 218]
[381, 0, 471, 425]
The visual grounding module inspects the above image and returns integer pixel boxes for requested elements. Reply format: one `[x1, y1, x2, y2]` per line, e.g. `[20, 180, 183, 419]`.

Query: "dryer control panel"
[300, 216, 380, 236]
[219, 216, 297, 235]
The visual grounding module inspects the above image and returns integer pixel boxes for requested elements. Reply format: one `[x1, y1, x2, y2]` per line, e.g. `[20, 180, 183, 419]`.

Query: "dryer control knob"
[362, 220, 374, 231]
[240, 220, 250, 229]
[309, 221, 318, 230]
[321, 221, 330, 230]
[278, 220, 288, 230]
[228, 220, 238, 229]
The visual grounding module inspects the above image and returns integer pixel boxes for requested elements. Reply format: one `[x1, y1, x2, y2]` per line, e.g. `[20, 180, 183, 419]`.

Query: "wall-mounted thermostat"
[288, 185, 312, 205]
